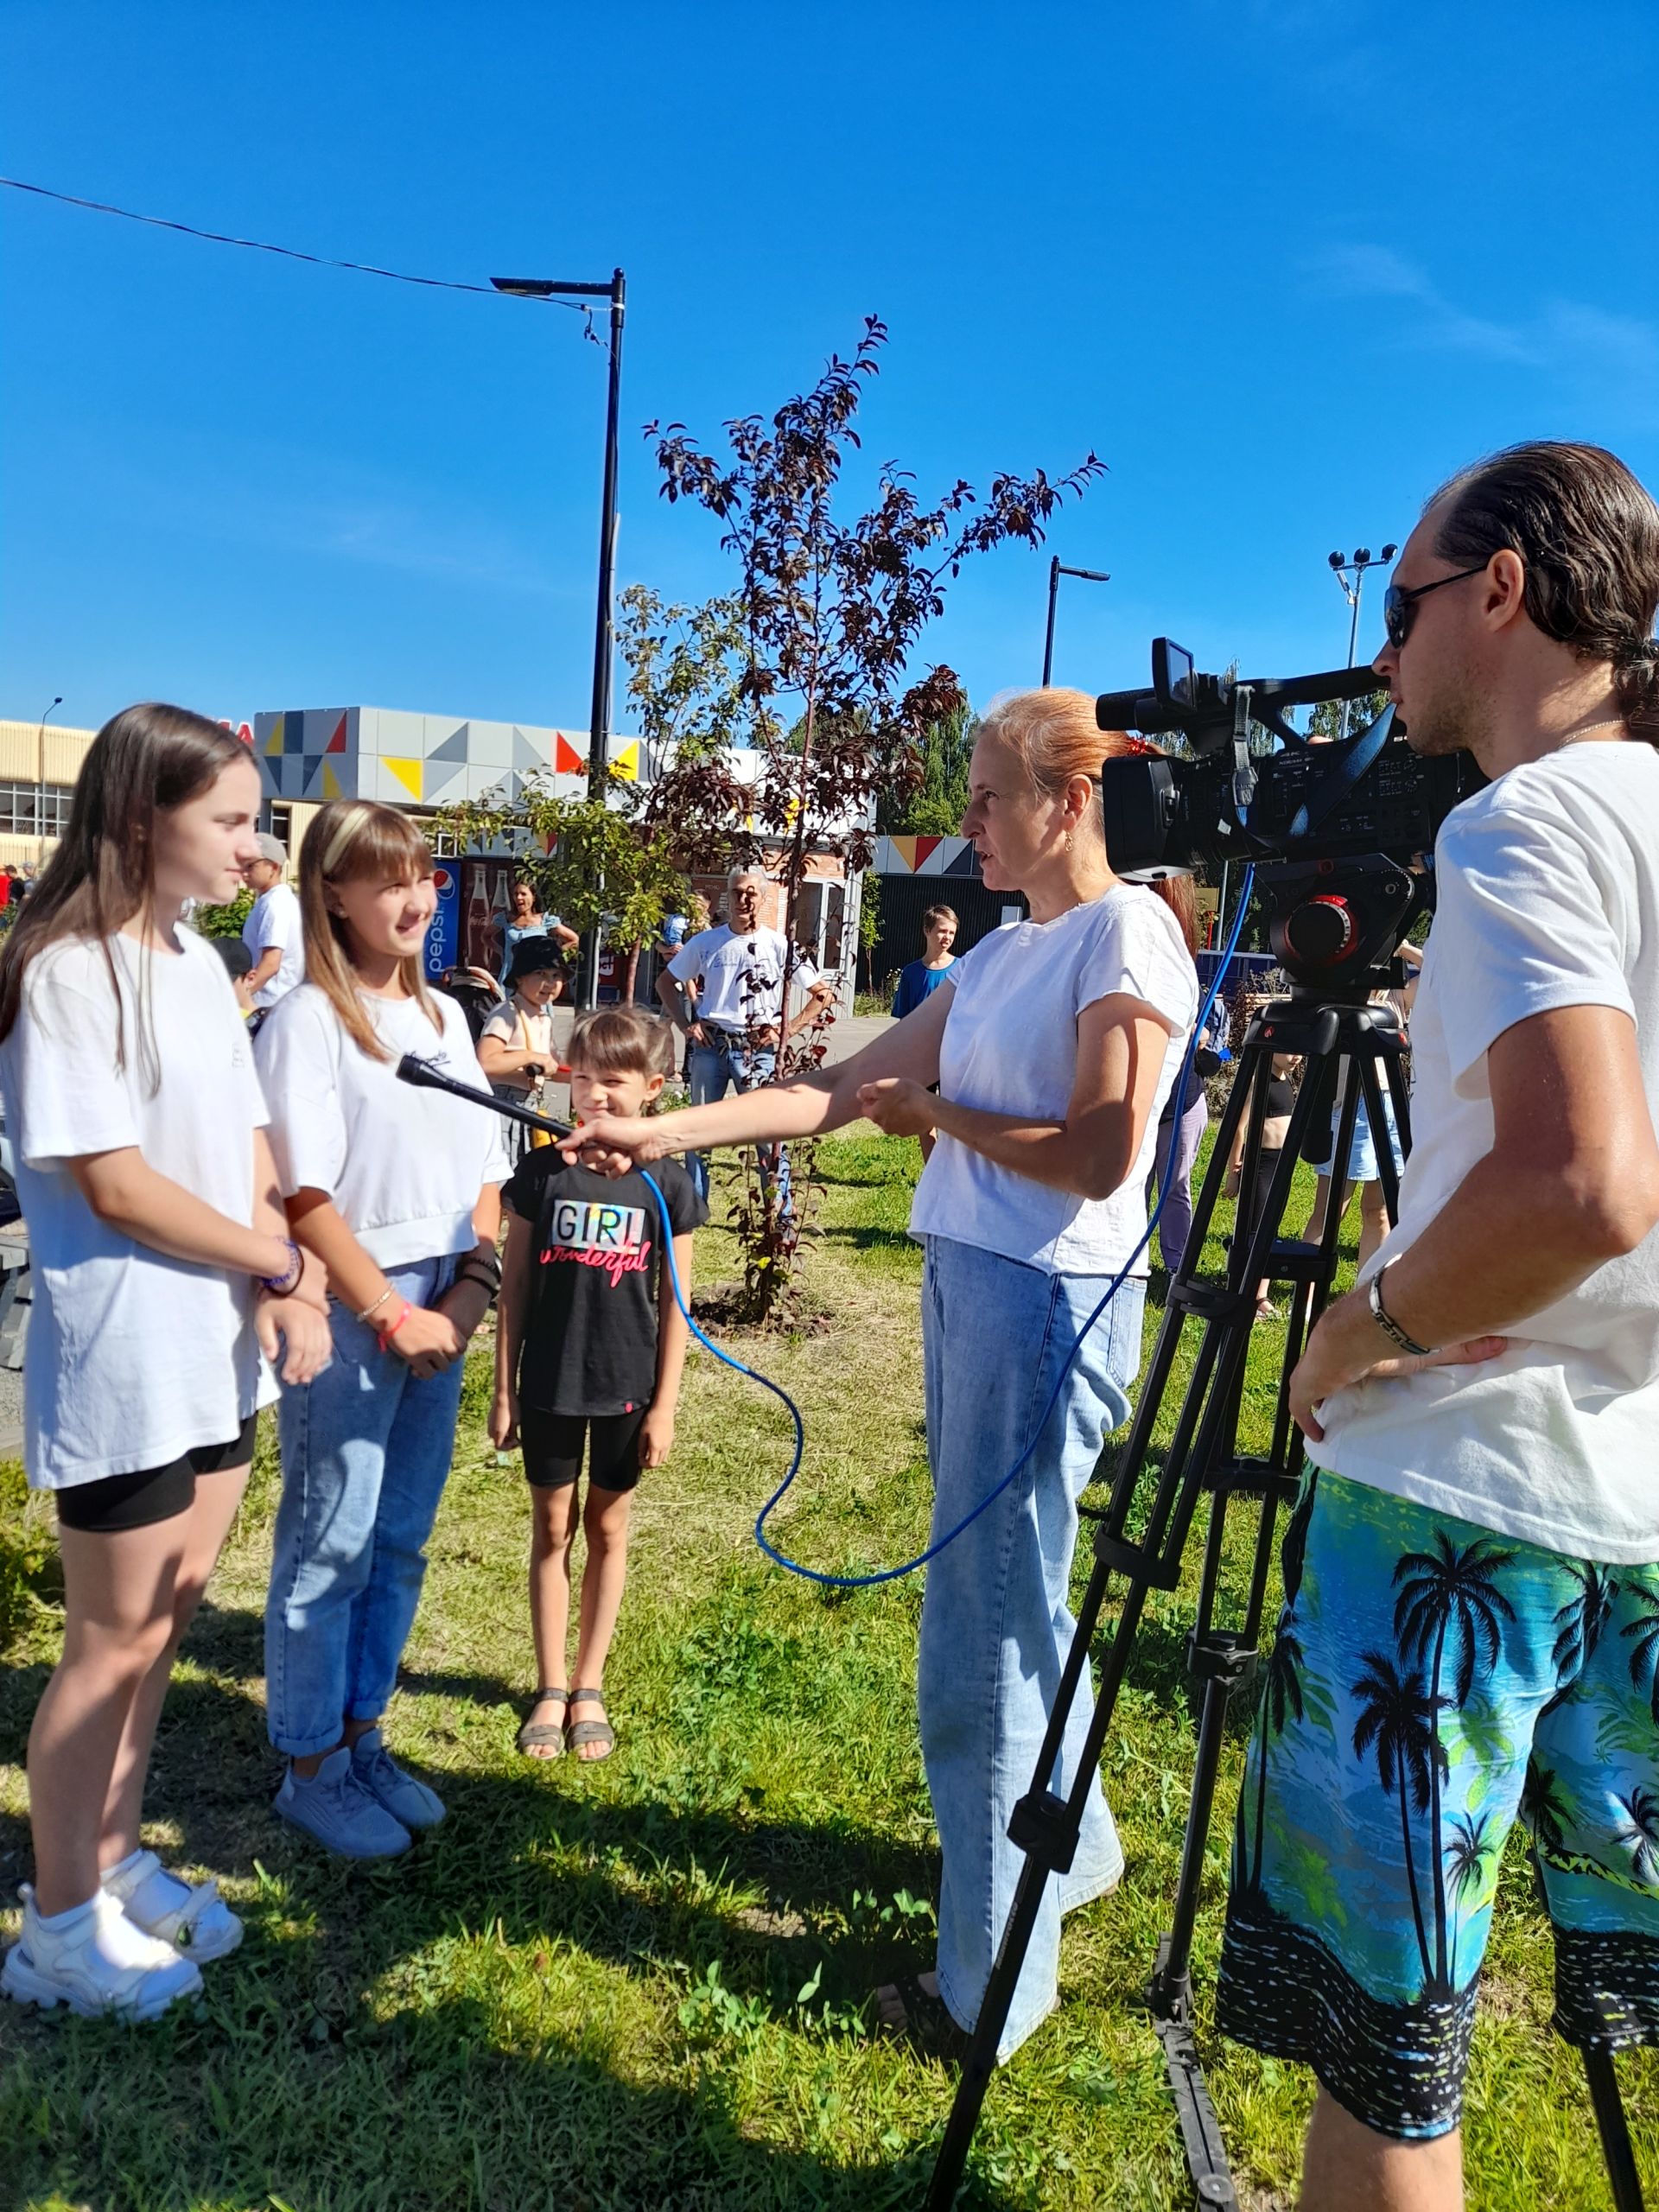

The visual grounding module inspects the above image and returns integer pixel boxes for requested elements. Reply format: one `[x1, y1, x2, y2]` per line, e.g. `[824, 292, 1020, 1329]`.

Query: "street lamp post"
[35, 696, 62, 855]
[1326, 543, 1396, 739]
[493, 268, 626, 1003]
[1041, 558, 1110, 686]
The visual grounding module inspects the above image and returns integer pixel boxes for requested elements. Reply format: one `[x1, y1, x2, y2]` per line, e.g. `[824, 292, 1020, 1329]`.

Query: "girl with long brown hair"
[564, 688, 1199, 2056]
[0, 706, 329, 2022]
[255, 801, 506, 1858]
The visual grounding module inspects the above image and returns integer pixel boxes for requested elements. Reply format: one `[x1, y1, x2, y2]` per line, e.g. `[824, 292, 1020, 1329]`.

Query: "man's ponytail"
[1430, 442, 1659, 748]
[1614, 638, 1659, 747]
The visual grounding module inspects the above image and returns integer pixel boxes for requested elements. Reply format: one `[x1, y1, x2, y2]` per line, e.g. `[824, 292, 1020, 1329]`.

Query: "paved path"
[548, 1006, 893, 1070]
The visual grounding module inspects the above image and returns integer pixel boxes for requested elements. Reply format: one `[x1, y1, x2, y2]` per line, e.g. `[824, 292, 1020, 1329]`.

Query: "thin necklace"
[1563, 717, 1627, 743]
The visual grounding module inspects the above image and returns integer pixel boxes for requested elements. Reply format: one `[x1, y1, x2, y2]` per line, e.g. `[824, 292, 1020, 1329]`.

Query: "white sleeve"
[435, 1001, 509, 1186]
[667, 931, 712, 984]
[245, 889, 295, 957]
[10, 961, 140, 1169]
[254, 994, 348, 1198]
[1077, 899, 1197, 1034]
[479, 1007, 514, 1043]
[188, 936, 270, 1130]
[1430, 798, 1637, 1097]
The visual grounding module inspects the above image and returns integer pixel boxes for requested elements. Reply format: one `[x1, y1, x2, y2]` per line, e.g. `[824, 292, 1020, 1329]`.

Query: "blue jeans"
[918, 1235, 1147, 2058]
[687, 1037, 789, 1211]
[264, 1257, 465, 1758]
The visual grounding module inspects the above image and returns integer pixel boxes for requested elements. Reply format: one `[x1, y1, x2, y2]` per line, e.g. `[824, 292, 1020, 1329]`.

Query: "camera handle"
[925, 993, 1644, 2212]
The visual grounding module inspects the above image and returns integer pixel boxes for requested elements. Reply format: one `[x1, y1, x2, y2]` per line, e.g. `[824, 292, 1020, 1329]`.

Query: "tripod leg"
[1583, 2047, 1647, 2212]
[924, 1578, 1152, 2211]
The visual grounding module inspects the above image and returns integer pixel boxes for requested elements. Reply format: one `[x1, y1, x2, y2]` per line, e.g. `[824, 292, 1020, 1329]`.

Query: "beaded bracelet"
[261, 1238, 303, 1296]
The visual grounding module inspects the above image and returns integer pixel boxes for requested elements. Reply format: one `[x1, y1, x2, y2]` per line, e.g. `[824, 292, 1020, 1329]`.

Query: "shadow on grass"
[0, 1987, 1025, 2212]
[0, 1619, 1040, 2212]
[3, 1608, 940, 2008]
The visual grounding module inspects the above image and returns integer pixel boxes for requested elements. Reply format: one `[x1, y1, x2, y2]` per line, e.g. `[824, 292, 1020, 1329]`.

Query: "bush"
[0, 1456, 52, 1649]
[194, 886, 254, 939]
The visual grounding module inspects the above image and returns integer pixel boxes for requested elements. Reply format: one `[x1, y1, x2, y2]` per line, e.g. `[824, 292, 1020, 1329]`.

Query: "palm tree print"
[1392, 1535, 1515, 1985]
[1443, 1810, 1496, 1986]
[1620, 1578, 1659, 1724]
[1250, 1624, 1306, 1890]
[1613, 1784, 1659, 1888]
[1520, 1761, 1571, 1861]
[1552, 1561, 1619, 1681]
[1280, 1472, 1319, 1613]
[1351, 1649, 1447, 1988]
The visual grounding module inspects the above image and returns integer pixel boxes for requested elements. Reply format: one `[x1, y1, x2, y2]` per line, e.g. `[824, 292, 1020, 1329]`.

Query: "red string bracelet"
[377, 1300, 413, 1351]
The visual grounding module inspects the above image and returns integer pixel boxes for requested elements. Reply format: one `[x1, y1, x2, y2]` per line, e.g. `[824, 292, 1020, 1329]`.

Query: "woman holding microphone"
[569, 690, 1197, 2056]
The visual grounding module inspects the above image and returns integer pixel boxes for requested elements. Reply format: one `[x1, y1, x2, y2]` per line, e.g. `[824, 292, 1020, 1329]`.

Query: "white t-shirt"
[909, 887, 1198, 1276]
[480, 996, 556, 1096]
[257, 984, 509, 1268]
[667, 924, 820, 1032]
[242, 882, 306, 1009]
[0, 931, 276, 1490]
[1312, 741, 1659, 1562]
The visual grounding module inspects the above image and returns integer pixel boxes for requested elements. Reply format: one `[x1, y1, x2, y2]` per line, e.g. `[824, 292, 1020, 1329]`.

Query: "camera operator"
[569, 689, 1198, 2056]
[1219, 442, 1659, 2210]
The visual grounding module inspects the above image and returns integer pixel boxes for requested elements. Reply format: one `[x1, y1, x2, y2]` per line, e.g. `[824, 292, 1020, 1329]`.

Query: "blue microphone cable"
[640, 864, 1258, 1590]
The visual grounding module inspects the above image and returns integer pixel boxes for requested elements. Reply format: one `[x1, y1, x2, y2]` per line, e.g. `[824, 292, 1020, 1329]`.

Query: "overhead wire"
[0, 175, 605, 346]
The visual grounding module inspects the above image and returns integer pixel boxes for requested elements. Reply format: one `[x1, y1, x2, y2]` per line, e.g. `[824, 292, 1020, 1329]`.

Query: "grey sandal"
[516, 1688, 568, 1758]
[565, 1688, 615, 1760]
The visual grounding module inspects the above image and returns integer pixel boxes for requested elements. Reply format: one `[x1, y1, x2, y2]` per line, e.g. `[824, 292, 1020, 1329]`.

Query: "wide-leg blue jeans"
[918, 1234, 1146, 2058]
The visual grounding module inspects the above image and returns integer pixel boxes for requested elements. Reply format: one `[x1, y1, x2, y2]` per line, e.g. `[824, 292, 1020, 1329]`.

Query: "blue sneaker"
[351, 1729, 446, 1830]
[275, 1745, 411, 1859]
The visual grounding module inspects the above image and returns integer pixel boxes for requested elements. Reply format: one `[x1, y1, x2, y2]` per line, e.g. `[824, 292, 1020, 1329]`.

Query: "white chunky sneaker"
[1, 1885, 202, 2020]
[101, 1848, 243, 1964]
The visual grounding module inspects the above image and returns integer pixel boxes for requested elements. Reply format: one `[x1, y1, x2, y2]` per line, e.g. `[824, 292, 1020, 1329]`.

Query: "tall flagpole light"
[492, 269, 627, 1005]
[1327, 543, 1396, 740]
[35, 696, 63, 856]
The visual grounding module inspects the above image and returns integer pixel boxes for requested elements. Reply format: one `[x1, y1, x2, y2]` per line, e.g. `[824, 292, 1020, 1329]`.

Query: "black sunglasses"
[1382, 563, 1489, 650]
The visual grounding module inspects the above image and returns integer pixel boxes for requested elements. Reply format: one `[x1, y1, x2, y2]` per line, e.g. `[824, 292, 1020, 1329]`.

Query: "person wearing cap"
[240, 834, 305, 1013]
[477, 938, 569, 1167]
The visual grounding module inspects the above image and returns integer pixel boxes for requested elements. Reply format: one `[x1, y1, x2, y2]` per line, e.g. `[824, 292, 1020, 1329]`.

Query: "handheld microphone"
[395, 1053, 573, 1141]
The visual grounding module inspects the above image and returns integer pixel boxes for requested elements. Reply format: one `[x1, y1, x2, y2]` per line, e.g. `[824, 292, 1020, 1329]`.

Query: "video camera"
[1095, 639, 1484, 985]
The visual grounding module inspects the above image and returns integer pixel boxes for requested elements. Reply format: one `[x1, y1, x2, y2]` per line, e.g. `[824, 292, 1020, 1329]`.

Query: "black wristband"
[1368, 1268, 1433, 1358]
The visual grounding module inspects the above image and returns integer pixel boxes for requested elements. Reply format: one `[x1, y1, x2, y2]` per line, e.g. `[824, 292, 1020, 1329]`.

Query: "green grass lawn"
[1, 1129, 1654, 2210]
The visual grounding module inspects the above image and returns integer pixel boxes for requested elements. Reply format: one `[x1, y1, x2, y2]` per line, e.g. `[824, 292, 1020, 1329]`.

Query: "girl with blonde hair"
[256, 800, 507, 1858]
[567, 689, 1198, 2055]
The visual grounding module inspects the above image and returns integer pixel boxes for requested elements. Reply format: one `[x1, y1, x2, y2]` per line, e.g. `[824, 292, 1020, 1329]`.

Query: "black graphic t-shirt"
[501, 1152, 707, 1416]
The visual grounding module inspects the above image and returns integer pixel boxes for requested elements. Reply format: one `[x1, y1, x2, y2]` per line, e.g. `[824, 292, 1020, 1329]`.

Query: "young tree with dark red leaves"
[639, 316, 1107, 1320]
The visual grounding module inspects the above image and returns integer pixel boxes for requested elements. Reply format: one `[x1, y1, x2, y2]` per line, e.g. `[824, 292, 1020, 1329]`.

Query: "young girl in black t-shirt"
[491, 1007, 705, 1760]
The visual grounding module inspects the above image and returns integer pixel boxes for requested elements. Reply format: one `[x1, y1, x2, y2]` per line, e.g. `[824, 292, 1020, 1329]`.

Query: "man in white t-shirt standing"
[1216, 442, 1659, 2210]
[240, 834, 305, 1014]
[657, 868, 836, 1203]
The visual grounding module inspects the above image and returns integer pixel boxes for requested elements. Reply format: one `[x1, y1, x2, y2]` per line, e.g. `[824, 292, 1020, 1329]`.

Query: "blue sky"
[3, 1, 1656, 737]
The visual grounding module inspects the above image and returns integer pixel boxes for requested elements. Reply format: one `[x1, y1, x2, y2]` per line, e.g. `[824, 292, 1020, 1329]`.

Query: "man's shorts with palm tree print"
[1216, 1468, 1659, 2139]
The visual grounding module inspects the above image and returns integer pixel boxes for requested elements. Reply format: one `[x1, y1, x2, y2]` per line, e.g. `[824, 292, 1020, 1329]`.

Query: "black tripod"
[924, 947, 1647, 2208]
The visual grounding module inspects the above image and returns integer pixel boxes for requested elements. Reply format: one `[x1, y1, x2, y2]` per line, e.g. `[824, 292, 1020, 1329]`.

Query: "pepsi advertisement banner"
[424, 861, 460, 979]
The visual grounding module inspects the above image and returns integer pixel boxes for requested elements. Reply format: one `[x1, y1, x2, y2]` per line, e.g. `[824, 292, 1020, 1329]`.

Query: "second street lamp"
[1041, 558, 1110, 686]
[493, 268, 626, 1005]
[1327, 542, 1396, 739]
